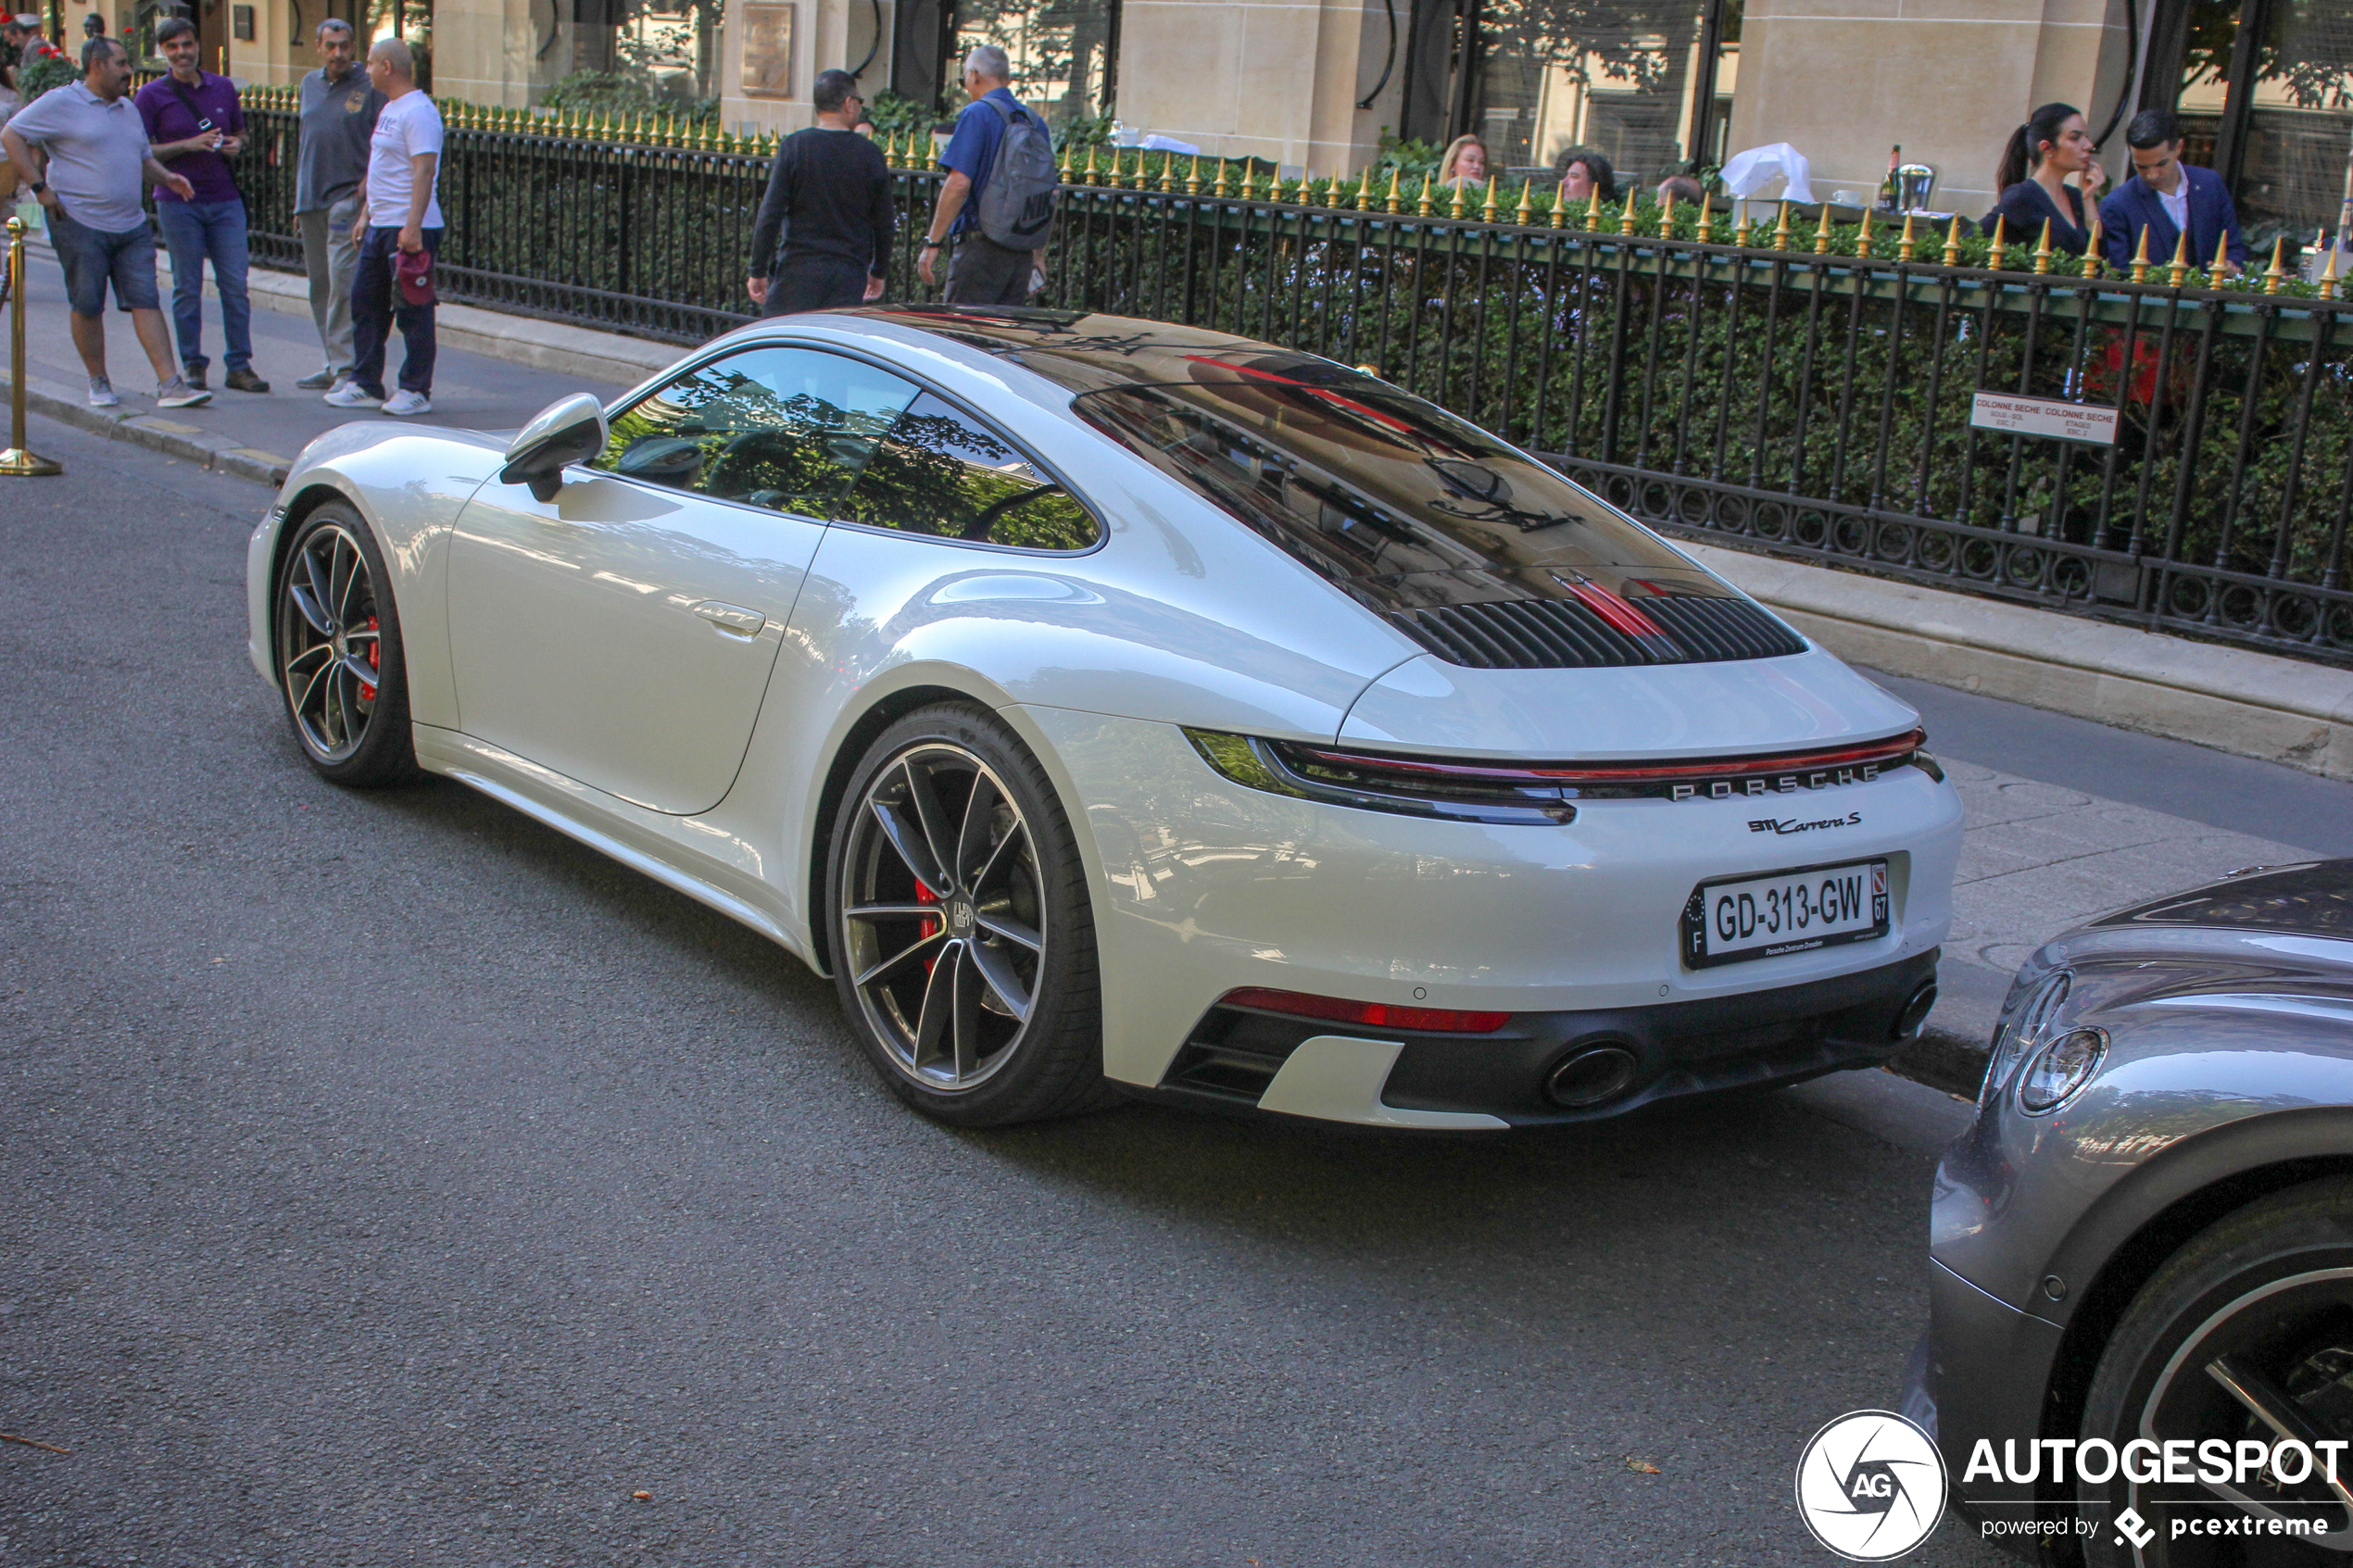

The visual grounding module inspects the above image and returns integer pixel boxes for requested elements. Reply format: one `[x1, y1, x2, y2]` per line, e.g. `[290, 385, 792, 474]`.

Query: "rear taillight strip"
[1285, 729, 1925, 786]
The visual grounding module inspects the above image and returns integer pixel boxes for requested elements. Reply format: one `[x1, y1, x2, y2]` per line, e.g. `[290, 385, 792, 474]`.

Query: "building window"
[950, 0, 1118, 128]
[2163, 0, 2353, 251]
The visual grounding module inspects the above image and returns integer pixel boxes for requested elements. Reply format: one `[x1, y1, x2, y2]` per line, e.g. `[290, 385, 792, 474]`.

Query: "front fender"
[245, 424, 506, 730]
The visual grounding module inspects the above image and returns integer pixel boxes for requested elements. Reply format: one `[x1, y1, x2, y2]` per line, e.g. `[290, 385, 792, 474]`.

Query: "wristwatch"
[28, 181, 44, 196]
[920, 237, 943, 248]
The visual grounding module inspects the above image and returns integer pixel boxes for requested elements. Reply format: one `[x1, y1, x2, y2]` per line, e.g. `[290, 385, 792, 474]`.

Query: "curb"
[1, 370, 292, 485]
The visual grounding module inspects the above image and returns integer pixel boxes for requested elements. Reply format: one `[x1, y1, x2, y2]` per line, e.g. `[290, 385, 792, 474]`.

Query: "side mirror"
[499, 393, 609, 503]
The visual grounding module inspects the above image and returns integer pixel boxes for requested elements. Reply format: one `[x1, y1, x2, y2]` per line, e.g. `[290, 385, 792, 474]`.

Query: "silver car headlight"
[1982, 969, 2070, 1106]
[2018, 1026, 2108, 1114]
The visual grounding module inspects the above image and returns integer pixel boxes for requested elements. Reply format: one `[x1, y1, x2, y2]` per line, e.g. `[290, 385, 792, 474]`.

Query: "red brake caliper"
[359, 615, 380, 702]
[913, 879, 941, 974]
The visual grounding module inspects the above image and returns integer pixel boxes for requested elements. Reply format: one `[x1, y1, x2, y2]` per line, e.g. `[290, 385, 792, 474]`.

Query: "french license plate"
[1680, 859, 1889, 969]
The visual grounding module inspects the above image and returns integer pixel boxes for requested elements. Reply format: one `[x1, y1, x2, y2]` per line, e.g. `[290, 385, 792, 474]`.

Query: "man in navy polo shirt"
[136, 14, 267, 393]
[915, 44, 1042, 305]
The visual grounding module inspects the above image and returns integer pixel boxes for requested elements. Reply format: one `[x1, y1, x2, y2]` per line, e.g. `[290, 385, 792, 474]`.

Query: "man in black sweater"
[746, 69, 892, 317]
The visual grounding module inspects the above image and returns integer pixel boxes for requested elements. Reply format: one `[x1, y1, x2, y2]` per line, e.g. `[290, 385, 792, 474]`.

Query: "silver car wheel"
[839, 742, 1044, 1093]
[276, 521, 383, 765]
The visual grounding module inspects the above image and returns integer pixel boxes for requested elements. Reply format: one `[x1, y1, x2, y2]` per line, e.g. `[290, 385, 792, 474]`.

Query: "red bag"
[395, 247, 436, 307]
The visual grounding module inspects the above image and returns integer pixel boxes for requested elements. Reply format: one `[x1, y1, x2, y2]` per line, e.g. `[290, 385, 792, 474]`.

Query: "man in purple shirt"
[134, 15, 267, 393]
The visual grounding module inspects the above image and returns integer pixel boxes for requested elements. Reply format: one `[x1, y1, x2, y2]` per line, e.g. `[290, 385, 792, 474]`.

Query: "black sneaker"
[225, 367, 271, 394]
[182, 366, 208, 391]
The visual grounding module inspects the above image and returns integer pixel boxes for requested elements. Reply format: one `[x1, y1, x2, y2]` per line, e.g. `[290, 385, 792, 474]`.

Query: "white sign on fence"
[1969, 391, 2120, 446]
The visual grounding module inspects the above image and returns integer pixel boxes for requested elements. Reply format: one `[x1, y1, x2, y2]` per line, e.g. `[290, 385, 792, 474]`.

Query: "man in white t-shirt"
[325, 35, 441, 416]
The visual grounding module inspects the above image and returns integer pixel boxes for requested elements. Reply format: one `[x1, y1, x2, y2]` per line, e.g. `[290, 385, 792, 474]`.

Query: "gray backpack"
[974, 96, 1058, 250]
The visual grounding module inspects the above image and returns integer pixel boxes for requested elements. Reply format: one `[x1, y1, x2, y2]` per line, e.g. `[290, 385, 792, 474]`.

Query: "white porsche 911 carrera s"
[247, 307, 1962, 1129]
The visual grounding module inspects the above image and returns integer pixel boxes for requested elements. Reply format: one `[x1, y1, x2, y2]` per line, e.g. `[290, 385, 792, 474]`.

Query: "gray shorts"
[944, 232, 1038, 306]
[48, 207, 160, 316]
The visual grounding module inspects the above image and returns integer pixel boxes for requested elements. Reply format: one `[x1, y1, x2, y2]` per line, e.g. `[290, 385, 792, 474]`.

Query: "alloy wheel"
[2125, 1268, 2353, 1562]
[277, 521, 384, 764]
[839, 742, 1045, 1092]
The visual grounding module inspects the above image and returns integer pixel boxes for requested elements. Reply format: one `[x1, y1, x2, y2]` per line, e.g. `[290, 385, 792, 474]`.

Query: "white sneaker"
[87, 375, 119, 408]
[381, 390, 432, 417]
[322, 383, 382, 408]
[156, 378, 211, 409]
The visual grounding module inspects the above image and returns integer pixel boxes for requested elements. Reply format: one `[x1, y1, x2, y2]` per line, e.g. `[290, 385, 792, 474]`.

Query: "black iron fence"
[229, 90, 2353, 666]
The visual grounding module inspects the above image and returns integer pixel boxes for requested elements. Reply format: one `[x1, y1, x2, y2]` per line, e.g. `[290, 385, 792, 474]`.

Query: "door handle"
[690, 601, 766, 636]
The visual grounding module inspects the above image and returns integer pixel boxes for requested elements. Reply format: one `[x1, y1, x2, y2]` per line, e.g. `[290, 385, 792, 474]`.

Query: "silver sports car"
[1912, 859, 2353, 1563]
[247, 307, 1962, 1128]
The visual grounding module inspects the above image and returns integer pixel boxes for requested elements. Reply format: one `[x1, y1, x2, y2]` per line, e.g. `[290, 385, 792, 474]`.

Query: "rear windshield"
[2095, 861, 2353, 938]
[1064, 356, 1709, 610]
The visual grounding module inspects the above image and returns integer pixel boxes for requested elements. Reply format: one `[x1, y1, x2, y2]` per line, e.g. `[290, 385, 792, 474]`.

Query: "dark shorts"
[48, 207, 160, 316]
[944, 232, 1039, 306]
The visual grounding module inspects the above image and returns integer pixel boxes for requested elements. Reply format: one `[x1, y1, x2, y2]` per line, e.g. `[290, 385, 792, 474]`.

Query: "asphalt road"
[10, 418, 2341, 1566]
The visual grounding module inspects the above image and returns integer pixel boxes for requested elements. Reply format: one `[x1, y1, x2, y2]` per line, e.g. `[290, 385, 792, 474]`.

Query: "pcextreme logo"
[1794, 1411, 1946, 1561]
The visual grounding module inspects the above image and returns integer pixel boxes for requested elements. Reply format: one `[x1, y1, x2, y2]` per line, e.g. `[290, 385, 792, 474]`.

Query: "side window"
[840, 392, 1101, 552]
[592, 346, 920, 518]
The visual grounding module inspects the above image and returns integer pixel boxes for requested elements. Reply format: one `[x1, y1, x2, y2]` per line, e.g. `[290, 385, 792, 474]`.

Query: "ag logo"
[1793, 1410, 1946, 1561]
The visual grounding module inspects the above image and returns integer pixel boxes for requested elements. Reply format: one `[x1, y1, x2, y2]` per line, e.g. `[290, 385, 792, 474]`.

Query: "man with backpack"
[915, 44, 1055, 305]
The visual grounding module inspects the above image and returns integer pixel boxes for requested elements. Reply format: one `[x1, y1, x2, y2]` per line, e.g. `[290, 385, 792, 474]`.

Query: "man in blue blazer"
[2100, 109, 2247, 274]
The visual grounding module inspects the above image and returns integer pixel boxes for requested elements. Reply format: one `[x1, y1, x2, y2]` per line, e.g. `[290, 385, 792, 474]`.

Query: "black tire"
[2075, 1177, 2353, 1566]
[824, 702, 1113, 1126]
[271, 501, 421, 787]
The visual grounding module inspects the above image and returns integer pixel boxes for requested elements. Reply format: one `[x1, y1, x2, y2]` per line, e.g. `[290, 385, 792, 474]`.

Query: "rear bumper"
[1152, 948, 1941, 1126]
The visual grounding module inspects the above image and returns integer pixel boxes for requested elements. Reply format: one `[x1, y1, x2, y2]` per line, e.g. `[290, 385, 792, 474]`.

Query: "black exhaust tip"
[1893, 979, 1940, 1041]
[1544, 1045, 1640, 1108]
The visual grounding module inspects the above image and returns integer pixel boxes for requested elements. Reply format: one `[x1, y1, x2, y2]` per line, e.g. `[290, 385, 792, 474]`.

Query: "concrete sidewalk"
[1, 239, 661, 483]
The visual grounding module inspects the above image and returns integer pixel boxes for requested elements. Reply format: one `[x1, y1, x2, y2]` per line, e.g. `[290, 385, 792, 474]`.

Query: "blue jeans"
[350, 225, 441, 398]
[155, 198, 253, 373]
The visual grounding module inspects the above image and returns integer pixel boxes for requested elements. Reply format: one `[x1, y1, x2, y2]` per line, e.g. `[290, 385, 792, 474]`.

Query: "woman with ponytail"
[1980, 102, 2108, 255]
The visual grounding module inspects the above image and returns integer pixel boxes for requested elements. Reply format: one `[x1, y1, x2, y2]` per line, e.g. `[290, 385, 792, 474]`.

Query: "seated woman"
[1980, 102, 2108, 256]
[1437, 134, 1488, 190]
[1555, 146, 1617, 210]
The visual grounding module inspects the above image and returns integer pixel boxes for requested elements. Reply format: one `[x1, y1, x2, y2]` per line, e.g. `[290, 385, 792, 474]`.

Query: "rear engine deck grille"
[1393, 595, 1806, 670]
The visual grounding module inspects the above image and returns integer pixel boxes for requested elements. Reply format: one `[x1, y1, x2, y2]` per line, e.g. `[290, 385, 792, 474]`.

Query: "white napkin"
[1719, 143, 1816, 205]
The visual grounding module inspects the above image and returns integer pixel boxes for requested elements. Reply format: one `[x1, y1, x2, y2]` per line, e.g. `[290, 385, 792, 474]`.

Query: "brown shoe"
[225, 367, 271, 394]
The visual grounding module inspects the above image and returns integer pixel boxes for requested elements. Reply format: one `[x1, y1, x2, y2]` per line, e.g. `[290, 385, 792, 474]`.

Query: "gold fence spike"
[1164, 157, 1181, 195]
[1733, 213, 1751, 247]
[2215, 229, 2233, 279]
[1988, 214, 2008, 271]
[1943, 215, 1963, 267]
[1694, 197, 1713, 245]
[2082, 218, 2103, 278]
[1447, 177, 1467, 219]
[1514, 179, 1534, 226]
[1385, 166, 1403, 214]
[1480, 175, 1499, 222]
[1584, 195, 1601, 232]
[2265, 233, 2287, 294]
[2131, 223, 2151, 282]
[1416, 173, 1435, 217]
[1813, 202, 1834, 254]
[1773, 201, 1793, 250]
[1214, 157, 1232, 198]
[1898, 212, 1917, 262]
[1187, 154, 1202, 195]
[1082, 144, 1099, 185]
[2322, 246, 2341, 300]
[1856, 207, 1874, 258]
[2170, 227, 2192, 286]
[1619, 198, 1638, 235]
[1659, 188, 1677, 239]
[1549, 187, 1567, 227]
[2032, 218, 2053, 274]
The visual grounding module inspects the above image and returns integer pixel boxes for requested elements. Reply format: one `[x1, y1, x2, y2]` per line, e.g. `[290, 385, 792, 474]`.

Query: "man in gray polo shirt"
[1, 35, 207, 408]
[293, 18, 380, 391]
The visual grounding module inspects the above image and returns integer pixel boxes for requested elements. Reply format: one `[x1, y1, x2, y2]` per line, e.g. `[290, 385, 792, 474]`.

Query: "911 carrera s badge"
[1793, 1410, 1945, 1561]
[1750, 811, 1862, 834]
